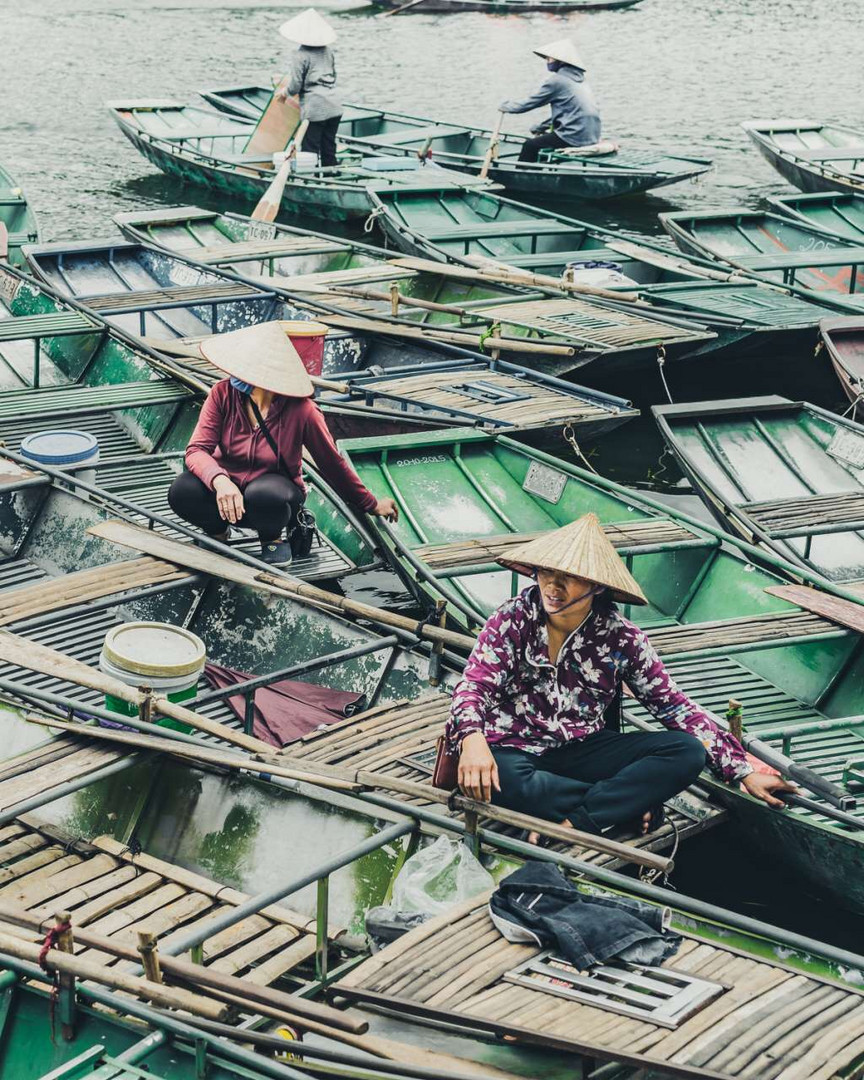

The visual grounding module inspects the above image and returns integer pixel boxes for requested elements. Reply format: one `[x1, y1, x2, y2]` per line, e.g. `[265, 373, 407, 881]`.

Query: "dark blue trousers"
[491, 729, 706, 834]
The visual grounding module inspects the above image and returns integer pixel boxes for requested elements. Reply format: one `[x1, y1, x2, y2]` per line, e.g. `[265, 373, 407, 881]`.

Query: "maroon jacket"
[185, 380, 377, 513]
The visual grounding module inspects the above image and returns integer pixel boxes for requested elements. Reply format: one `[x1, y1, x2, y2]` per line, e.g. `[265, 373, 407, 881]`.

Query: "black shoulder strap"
[247, 396, 291, 477]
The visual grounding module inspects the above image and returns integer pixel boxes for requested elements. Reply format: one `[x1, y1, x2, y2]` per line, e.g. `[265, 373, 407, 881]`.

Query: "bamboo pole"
[0, 902, 365, 1034]
[0, 928, 229, 1021]
[55, 910, 76, 1040]
[86, 519, 477, 651]
[479, 112, 505, 181]
[138, 930, 163, 984]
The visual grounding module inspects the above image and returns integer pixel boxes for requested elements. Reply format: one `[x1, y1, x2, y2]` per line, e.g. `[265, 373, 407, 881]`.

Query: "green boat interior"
[744, 120, 864, 180]
[0, 160, 39, 269]
[661, 208, 864, 301]
[770, 192, 864, 243]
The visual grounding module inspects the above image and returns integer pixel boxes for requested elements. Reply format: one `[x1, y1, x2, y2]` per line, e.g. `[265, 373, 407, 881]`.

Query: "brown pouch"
[432, 735, 459, 791]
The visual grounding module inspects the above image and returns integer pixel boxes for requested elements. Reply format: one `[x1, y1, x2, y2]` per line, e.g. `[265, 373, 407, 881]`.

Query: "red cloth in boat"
[203, 662, 365, 748]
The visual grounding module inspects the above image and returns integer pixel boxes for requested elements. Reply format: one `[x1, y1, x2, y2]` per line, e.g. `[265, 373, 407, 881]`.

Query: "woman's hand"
[373, 497, 399, 522]
[213, 475, 245, 525]
[458, 731, 500, 803]
[741, 771, 798, 809]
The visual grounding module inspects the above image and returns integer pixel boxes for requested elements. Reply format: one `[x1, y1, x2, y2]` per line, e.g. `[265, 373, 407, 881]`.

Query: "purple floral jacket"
[447, 586, 751, 784]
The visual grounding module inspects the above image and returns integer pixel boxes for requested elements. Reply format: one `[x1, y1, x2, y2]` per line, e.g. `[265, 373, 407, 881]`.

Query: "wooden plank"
[241, 934, 317, 986]
[69, 871, 164, 926]
[0, 852, 80, 896]
[765, 584, 864, 635]
[208, 923, 298, 976]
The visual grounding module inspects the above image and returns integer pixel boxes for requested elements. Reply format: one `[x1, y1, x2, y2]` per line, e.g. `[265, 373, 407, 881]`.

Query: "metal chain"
[563, 423, 599, 475]
[639, 816, 680, 888]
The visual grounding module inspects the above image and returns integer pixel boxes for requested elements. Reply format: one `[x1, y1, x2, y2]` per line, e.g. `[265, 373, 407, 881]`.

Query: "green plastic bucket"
[99, 622, 206, 733]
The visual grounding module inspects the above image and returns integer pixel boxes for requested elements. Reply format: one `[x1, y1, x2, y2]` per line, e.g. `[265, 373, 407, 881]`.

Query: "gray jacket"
[285, 45, 342, 122]
[500, 65, 601, 148]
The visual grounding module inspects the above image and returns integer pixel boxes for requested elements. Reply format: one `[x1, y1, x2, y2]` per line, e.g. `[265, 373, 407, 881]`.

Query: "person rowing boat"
[276, 8, 342, 168]
[499, 39, 602, 163]
[446, 515, 794, 840]
[168, 323, 397, 568]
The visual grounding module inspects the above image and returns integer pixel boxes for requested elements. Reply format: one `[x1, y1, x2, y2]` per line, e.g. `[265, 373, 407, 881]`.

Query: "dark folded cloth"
[203, 662, 366, 748]
[489, 861, 680, 969]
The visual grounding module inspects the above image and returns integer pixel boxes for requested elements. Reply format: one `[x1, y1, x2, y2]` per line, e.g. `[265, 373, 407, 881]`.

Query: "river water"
[2, 0, 863, 953]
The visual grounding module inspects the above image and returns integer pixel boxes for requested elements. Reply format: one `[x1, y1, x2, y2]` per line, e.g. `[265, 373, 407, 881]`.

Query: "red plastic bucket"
[281, 320, 328, 377]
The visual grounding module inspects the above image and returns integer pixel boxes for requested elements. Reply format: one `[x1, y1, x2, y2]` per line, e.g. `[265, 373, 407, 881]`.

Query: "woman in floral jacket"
[447, 514, 794, 838]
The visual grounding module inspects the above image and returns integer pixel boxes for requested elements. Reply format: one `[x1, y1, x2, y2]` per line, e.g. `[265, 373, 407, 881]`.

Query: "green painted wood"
[743, 119, 864, 196]
[770, 191, 864, 243]
[0, 159, 39, 269]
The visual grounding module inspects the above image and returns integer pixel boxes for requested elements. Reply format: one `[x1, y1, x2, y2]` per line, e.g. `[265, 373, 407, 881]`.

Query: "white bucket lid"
[19, 429, 99, 466]
[102, 622, 206, 678]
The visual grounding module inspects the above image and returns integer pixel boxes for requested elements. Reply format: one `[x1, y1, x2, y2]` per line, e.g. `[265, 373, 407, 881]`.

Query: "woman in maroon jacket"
[168, 322, 397, 567]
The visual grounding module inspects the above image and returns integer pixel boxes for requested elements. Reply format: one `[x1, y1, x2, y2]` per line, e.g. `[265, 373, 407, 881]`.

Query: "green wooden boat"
[368, 0, 644, 13]
[333, 426, 864, 912]
[652, 394, 864, 589]
[201, 87, 712, 201]
[0, 160, 39, 270]
[743, 119, 864, 195]
[24, 235, 716, 384]
[108, 100, 492, 224]
[660, 207, 864, 312]
[770, 190, 864, 243]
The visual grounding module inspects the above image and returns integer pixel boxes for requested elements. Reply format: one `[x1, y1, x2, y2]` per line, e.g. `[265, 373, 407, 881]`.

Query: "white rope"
[656, 344, 674, 405]
[363, 205, 386, 235]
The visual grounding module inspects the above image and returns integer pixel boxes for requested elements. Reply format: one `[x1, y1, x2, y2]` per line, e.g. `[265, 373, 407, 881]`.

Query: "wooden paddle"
[379, 0, 431, 17]
[479, 112, 505, 181]
[251, 119, 310, 223]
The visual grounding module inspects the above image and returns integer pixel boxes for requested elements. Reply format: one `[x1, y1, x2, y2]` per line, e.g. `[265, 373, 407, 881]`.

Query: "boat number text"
[0, 268, 21, 306]
[827, 428, 864, 470]
[523, 461, 568, 504]
[247, 221, 277, 242]
[394, 455, 448, 466]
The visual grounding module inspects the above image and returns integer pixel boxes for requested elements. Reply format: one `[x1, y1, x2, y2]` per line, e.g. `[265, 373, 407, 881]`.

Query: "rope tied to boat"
[363, 205, 386, 234]
[478, 322, 502, 351]
[38, 918, 71, 972]
[842, 386, 864, 422]
[656, 344, 674, 404]
[562, 423, 599, 475]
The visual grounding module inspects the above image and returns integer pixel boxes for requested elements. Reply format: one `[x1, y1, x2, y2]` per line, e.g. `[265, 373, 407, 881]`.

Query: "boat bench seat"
[735, 247, 864, 271]
[83, 280, 270, 313]
[0, 310, 101, 342]
[427, 220, 570, 241]
[193, 236, 347, 262]
[797, 148, 864, 163]
[359, 126, 471, 147]
[744, 492, 864, 537]
[415, 518, 711, 571]
[0, 380, 192, 423]
[648, 609, 842, 659]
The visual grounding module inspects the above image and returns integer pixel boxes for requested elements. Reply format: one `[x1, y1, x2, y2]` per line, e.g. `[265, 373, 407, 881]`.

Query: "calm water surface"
[1, 0, 863, 952]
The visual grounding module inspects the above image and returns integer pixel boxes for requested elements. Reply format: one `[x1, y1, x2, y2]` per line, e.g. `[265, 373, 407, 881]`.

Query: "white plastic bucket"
[19, 429, 100, 488]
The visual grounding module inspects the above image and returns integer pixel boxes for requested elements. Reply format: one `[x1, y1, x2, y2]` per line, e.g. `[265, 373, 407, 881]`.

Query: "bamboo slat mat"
[415, 518, 704, 570]
[194, 236, 347, 262]
[744, 491, 864, 533]
[0, 740, 127, 815]
[85, 281, 266, 313]
[337, 893, 864, 1080]
[480, 298, 702, 348]
[289, 694, 724, 868]
[0, 820, 326, 984]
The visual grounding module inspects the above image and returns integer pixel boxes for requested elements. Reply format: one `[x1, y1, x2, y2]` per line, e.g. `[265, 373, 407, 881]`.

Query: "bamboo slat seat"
[744, 492, 864, 535]
[0, 379, 192, 422]
[84, 280, 269, 313]
[423, 220, 570, 241]
[734, 247, 864, 271]
[356, 125, 471, 147]
[193, 235, 347, 262]
[415, 518, 707, 571]
[481, 297, 702, 347]
[290, 694, 724, 867]
[286, 265, 418, 291]
[0, 821, 324, 982]
[335, 894, 864, 1079]
[0, 310, 100, 342]
[649, 609, 841, 658]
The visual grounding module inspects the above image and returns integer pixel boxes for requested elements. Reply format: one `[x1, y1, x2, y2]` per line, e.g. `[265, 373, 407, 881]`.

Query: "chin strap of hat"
[535, 575, 605, 614]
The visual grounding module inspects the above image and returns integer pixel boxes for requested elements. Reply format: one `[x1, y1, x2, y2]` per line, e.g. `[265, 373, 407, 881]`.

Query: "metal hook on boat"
[563, 423, 599, 475]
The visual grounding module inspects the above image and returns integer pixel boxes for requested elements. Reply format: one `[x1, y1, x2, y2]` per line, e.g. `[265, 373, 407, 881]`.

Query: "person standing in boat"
[168, 322, 397, 568]
[276, 9, 342, 169]
[447, 515, 795, 839]
[499, 40, 602, 164]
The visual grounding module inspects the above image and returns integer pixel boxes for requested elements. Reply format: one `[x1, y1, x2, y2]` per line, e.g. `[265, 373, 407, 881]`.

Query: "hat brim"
[497, 556, 648, 606]
[198, 325, 315, 399]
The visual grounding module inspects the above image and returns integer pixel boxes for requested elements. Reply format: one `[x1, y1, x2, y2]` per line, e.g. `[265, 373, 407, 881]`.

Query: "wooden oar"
[251, 119, 310, 223]
[479, 112, 505, 181]
[88, 519, 477, 651]
[379, 0, 432, 17]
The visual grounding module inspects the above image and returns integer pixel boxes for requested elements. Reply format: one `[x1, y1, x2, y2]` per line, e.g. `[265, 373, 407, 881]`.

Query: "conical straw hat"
[199, 322, 314, 398]
[498, 513, 648, 606]
[533, 39, 587, 70]
[279, 9, 337, 46]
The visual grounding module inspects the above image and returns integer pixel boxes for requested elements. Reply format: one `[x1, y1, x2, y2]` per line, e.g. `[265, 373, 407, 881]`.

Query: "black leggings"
[518, 131, 568, 163]
[302, 116, 340, 168]
[491, 729, 707, 834]
[168, 471, 303, 544]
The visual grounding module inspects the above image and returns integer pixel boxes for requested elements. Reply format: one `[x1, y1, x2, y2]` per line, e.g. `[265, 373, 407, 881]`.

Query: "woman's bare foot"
[527, 830, 541, 845]
[642, 809, 653, 835]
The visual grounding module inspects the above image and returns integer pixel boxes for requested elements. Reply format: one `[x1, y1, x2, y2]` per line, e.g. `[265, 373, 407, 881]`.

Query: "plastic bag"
[391, 835, 494, 917]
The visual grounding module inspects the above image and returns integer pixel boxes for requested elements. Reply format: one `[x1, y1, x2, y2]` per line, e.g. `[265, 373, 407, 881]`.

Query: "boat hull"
[373, 0, 641, 9]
